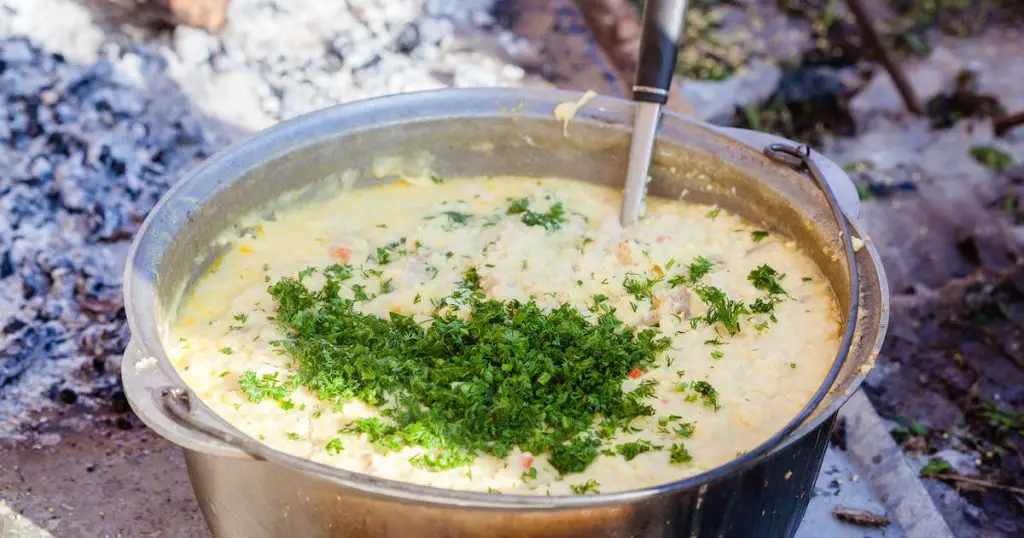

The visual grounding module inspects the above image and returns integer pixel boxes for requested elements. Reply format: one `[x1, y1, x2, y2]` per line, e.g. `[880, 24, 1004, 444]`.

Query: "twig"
[932, 473, 1024, 496]
[994, 109, 1024, 137]
[832, 506, 890, 527]
[844, 0, 924, 115]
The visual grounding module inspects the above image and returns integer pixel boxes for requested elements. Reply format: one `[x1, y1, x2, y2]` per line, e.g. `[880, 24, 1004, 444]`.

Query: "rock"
[851, 47, 965, 118]
[683, 60, 782, 125]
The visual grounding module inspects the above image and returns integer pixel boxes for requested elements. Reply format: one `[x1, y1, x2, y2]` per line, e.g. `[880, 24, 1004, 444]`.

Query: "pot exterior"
[183, 415, 835, 538]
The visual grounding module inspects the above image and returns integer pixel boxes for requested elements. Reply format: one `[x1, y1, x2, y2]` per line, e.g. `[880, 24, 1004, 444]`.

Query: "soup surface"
[168, 175, 840, 495]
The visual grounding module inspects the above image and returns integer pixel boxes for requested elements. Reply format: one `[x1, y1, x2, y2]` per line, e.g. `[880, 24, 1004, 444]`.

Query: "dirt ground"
[0, 414, 209, 537]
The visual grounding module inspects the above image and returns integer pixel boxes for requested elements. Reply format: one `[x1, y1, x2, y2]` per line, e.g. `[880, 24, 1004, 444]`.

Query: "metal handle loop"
[162, 387, 268, 460]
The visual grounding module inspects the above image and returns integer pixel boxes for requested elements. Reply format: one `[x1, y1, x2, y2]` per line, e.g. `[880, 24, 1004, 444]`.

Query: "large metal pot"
[122, 88, 889, 538]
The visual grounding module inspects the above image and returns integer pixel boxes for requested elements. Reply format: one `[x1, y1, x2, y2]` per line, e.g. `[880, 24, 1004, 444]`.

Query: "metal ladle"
[620, 0, 689, 226]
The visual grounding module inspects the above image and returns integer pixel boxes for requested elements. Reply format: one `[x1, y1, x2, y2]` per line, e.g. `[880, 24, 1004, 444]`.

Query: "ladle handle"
[633, 0, 689, 104]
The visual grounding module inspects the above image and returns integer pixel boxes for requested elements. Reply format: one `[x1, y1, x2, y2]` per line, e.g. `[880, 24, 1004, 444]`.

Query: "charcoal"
[0, 37, 221, 428]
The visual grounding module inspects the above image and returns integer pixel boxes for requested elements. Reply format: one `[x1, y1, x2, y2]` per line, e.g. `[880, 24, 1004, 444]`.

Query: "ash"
[0, 37, 228, 437]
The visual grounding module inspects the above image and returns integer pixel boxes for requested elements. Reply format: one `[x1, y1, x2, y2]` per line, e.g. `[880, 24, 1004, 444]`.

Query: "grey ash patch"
[0, 37, 234, 436]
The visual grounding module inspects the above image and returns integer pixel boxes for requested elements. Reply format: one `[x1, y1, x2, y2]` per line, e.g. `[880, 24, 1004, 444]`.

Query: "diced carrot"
[628, 368, 643, 379]
[331, 247, 352, 263]
[521, 455, 534, 469]
[656, 235, 669, 243]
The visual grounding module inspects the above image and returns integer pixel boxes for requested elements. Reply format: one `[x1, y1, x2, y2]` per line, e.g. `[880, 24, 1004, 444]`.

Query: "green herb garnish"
[668, 256, 713, 287]
[615, 440, 662, 461]
[751, 231, 769, 242]
[748, 265, 786, 295]
[267, 268, 671, 474]
[689, 381, 721, 411]
[623, 272, 662, 301]
[325, 438, 344, 454]
[238, 370, 297, 409]
[670, 443, 693, 464]
[693, 285, 747, 335]
[675, 422, 695, 438]
[461, 266, 482, 291]
[219, 347, 234, 355]
[442, 211, 472, 226]
[507, 198, 568, 231]
[570, 479, 601, 495]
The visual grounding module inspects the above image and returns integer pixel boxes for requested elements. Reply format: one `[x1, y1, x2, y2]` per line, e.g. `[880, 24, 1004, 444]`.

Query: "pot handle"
[122, 340, 265, 459]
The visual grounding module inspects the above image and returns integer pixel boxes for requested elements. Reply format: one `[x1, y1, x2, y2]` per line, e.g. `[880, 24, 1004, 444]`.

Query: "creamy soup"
[168, 175, 840, 496]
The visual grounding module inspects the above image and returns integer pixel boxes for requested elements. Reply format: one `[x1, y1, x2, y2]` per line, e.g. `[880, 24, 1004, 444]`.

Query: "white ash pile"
[166, 0, 526, 129]
[2, 0, 528, 130]
[0, 37, 230, 436]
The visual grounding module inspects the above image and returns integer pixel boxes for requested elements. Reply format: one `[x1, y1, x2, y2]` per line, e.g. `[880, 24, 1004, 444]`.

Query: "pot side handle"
[122, 339, 263, 460]
[708, 125, 861, 221]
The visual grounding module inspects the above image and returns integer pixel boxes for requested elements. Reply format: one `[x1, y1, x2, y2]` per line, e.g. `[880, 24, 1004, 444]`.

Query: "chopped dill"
[461, 266, 482, 291]
[670, 443, 693, 464]
[675, 422, 696, 438]
[693, 285, 748, 335]
[668, 256, 713, 287]
[507, 198, 568, 231]
[267, 268, 671, 474]
[442, 211, 472, 226]
[325, 438, 344, 454]
[748, 265, 786, 295]
[623, 272, 663, 301]
[570, 479, 601, 495]
[616, 440, 662, 461]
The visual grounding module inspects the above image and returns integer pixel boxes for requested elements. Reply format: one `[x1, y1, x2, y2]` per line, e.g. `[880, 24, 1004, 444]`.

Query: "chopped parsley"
[570, 479, 601, 495]
[375, 238, 409, 265]
[623, 272, 662, 301]
[267, 268, 671, 474]
[615, 440, 662, 461]
[747, 265, 788, 323]
[442, 211, 472, 226]
[692, 285, 748, 335]
[748, 265, 786, 296]
[675, 422, 696, 438]
[286, 432, 302, 441]
[379, 278, 395, 294]
[229, 313, 248, 331]
[688, 381, 721, 411]
[751, 231, 769, 242]
[668, 256, 713, 287]
[461, 266, 482, 291]
[325, 438, 344, 454]
[219, 347, 234, 355]
[351, 284, 371, 301]
[706, 207, 721, 219]
[507, 198, 568, 231]
[670, 443, 693, 464]
[237, 370, 297, 410]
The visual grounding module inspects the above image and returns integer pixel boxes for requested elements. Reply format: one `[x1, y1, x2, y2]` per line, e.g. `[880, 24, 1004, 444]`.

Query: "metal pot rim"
[123, 87, 890, 510]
